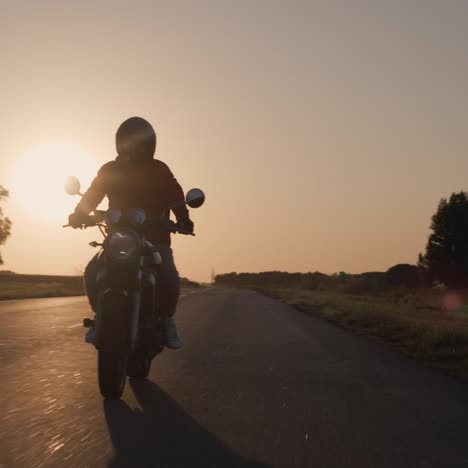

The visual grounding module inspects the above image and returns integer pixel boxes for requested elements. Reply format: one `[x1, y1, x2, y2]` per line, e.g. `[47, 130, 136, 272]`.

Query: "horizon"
[2, 1, 468, 282]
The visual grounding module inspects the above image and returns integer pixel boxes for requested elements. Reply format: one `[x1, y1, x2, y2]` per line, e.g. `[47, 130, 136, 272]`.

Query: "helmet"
[116, 117, 156, 161]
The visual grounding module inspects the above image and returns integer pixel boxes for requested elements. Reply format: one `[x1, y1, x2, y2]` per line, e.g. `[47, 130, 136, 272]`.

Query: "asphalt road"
[0, 288, 467, 468]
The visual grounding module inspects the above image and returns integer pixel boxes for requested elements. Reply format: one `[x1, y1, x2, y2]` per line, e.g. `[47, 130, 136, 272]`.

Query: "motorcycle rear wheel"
[98, 351, 127, 399]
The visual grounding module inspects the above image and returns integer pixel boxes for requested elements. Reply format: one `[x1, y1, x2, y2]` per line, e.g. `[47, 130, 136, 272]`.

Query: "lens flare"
[441, 292, 462, 311]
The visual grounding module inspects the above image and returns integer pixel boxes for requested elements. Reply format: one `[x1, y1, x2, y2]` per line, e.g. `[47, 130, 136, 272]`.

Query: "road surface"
[0, 288, 467, 467]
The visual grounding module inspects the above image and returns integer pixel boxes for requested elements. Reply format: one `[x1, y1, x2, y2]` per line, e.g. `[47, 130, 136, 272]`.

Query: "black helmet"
[116, 117, 156, 161]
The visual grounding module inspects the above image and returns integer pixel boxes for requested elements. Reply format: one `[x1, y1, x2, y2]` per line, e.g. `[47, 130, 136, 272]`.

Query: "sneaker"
[85, 327, 95, 344]
[164, 317, 183, 349]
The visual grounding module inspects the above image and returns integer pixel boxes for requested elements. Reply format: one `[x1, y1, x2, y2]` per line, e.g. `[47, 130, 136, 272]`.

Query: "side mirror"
[64, 176, 82, 196]
[186, 188, 205, 208]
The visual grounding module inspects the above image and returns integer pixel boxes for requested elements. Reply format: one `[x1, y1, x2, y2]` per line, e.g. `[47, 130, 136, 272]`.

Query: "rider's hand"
[68, 212, 85, 229]
[177, 218, 194, 234]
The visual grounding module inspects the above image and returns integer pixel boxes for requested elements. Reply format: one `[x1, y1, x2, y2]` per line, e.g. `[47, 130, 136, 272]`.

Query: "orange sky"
[1, 1, 468, 282]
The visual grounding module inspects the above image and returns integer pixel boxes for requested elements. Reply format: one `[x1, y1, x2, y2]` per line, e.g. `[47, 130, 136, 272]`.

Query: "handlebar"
[165, 220, 195, 236]
[62, 213, 106, 229]
[63, 214, 195, 236]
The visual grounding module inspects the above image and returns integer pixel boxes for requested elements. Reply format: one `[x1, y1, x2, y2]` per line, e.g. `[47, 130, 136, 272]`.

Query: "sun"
[9, 142, 100, 222]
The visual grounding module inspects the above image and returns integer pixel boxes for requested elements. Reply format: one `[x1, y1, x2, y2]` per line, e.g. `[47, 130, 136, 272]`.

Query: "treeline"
[218, 191, 468, 292]
[181, 277, 201, 288]
[214, 264, 422, 293]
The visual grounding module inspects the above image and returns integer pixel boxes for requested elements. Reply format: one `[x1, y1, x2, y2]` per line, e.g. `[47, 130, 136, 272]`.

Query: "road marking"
[65, 290, 203, 324]
[68, 323, 83, 329]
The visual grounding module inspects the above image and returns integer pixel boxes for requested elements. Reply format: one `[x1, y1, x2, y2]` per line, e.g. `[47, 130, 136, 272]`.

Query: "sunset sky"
[2, 1, 468, 282]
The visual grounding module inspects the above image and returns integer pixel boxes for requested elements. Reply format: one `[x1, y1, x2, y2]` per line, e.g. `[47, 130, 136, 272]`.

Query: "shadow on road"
[104, 379, 269, 468]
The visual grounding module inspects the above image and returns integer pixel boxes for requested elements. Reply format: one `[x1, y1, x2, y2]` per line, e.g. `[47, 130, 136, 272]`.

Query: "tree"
[0, 186, 11, 265]
[419, 192, 468, 287]
[385, 264, 421, 287]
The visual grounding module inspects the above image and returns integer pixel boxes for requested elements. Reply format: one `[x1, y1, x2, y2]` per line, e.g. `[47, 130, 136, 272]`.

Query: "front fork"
[91, 262, 143, 353]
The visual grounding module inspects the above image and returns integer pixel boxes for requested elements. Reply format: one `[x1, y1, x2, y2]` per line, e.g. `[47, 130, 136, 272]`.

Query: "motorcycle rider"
[68, 117, 193, 349]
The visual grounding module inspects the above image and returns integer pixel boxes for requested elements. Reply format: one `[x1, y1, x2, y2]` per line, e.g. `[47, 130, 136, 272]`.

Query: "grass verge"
[250, 286, 468, 383]
[0, 274, 85, 300]
[0, 273, 199, 301]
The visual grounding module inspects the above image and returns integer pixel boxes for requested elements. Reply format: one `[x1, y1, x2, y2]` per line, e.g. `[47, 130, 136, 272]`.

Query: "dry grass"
[0, 273, 199, 301]
[251, 286, 468, 383]
[0, 273, 85, 300]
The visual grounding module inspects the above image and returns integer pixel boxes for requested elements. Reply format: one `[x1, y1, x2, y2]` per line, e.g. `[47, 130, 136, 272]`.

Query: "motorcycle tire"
[127, 355, 151, 380]
[98, 351, 128, 399]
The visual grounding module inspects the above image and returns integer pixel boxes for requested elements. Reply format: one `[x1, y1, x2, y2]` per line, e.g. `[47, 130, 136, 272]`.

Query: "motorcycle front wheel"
[98, 351, 128, 399]
[127, 355, 151, 380]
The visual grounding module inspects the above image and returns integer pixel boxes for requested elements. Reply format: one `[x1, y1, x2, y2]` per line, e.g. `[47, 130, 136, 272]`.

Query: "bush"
[385, 264, 421, 287]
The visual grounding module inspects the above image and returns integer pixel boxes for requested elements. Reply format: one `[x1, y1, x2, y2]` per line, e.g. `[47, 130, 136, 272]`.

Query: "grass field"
[250, 285, 468, 383]
[0, 273, 199, 301]
[0, 273, 84, 300]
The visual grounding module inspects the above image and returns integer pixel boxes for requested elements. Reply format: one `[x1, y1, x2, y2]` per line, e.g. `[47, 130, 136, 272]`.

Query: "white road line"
[68, 323, 83, 329]
[181, 290, 201, 298]
[65, 291, 202, 324]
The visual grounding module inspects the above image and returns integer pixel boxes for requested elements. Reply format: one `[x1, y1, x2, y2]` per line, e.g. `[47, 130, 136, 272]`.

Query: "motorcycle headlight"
[107, 229, 140, 263]
[127, 208, 147, 225]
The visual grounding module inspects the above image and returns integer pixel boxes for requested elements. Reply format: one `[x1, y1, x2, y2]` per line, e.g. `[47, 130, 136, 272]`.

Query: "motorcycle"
[63, 176, 205, 399]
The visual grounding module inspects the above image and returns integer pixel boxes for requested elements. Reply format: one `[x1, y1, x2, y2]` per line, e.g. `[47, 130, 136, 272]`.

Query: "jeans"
[84, 246, 180, 318]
